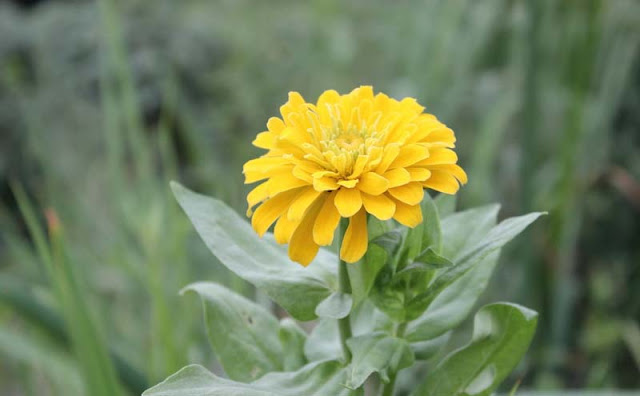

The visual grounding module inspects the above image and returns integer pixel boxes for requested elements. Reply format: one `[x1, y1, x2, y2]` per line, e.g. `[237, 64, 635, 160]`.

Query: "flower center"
[334, 132, 365, 152]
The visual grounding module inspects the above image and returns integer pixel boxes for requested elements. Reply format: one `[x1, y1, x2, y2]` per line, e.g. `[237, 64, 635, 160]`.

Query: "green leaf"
[144, 361, 361, 396]
[304, 301, 393, 362]
[406, 212, 545, 320]
[278, 318, 307, 371]
[171, 182, 335, 321]
[413, 248, 453, 269]
[410, 331, 451, 361]
[182, 282, 283, 382]
[315, 291, 353, 319]
[404, 222, 425, 264]
[370, 229, 403, 259]
[348, 218, 395, 305]
[440, 204, 500, 262]
[405, 251, 500, 343]
[412, 303, 538, 396]
[345, 332, 414, 388]
[434, 193, 457, 218]
[421, 193, 442, 253]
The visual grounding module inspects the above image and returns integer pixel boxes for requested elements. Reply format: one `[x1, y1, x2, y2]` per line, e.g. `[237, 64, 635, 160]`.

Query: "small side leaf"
[414, 248, 453, 269]
[345, 332, 414, 389]
[182, 282, 282, 382]
[412, 303, 538, 396]
[315, 291, 353, 319]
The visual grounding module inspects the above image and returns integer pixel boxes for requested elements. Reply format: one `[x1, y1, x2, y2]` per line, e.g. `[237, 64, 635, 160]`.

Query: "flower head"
[244, 86, 467, 266]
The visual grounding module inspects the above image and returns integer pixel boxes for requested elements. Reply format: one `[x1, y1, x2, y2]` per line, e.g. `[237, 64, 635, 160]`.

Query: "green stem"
[380, 322, 407, 396]
[337, 219, 353, 363]
[381, 374, 397, 396]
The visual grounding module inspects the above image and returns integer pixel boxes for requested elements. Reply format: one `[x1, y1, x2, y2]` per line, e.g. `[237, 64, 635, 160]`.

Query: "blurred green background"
[0, 0, 638, 395]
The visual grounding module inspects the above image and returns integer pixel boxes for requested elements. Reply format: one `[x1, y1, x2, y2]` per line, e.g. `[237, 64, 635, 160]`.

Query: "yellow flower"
[244, 86, 467, 266]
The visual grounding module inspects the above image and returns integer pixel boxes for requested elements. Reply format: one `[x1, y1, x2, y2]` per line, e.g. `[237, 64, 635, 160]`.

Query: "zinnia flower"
[244, 86, 467, 266]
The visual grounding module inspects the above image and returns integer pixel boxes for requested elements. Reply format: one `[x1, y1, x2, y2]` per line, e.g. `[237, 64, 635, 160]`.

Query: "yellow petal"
[244, 157, 292, 184]
[334, 188, 362, 217]
[376, 144, 400, 174]
[246, 181, 270, 216]
[288, 188, 323, 221]
[383, 168, 411, 188]
[358, 172, 389, 195]
[313, 176, 339, 191]
[251, 189, 302, 236]
[389, 144, 430, 169]
[388, 182, 425, 205]
[313, 192, 341, 245]
[415, 148, 458, 166]
[349, 155, 369, 179]
[424, 128, 455, 147]
[252, 131, 275, 149]
[423, 170, 461, 194]
[292, 165, 314, 183]
[340, 209, 368, 263]
[428, 164, 468, 184]
[274, 215, 299, 244]
[407, 167, 431, 182]
[288, 199, 323, 266]
[393, 201, 423, 228]
[267, 117, 286, 134]
[361, 193, 395, 220]
[268, 173, 309, 196]
[337, 179, 359, 188]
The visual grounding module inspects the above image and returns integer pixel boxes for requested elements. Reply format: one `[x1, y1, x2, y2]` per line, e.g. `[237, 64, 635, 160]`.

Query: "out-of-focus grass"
[0, 0, 638, 394]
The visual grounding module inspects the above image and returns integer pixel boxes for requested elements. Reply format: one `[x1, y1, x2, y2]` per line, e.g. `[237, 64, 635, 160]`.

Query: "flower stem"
[379, 322, 407, 396]
[337, 219, 353, 363]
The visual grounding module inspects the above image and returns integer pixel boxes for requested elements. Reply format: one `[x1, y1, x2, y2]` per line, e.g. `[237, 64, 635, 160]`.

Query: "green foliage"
[147, 185, 543, 395]
[143, 361, 360, 396]
[182, 282, 284, 382]
[12, 185, 124, 396]
[413, 303, 538, 396]
[346, 332, 414, 389]
[315, 291, 353, 319]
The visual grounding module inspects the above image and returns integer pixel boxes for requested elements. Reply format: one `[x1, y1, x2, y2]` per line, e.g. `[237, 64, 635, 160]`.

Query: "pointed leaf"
[412, 303, 538, 396]
[144, 361, 361, 396]
[414, 248, 453, 269]
[440, 204, 500, 261]
[171, 182, 335, 321]
[345, 332, 414, 388]
[182, 282, 283, 381]
[406, 212, 545, 320]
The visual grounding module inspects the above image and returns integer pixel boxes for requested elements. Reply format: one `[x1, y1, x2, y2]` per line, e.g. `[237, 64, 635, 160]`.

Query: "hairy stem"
[380, 322, 408, 396]
[337, 219, 353, 363]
